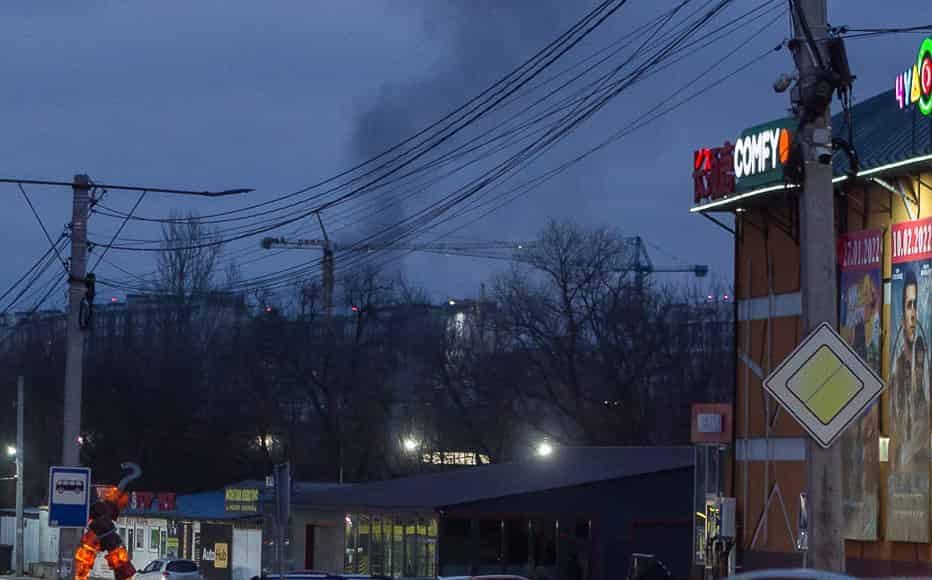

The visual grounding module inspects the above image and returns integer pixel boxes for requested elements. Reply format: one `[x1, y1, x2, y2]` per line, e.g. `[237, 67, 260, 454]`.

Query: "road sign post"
[48, 466, 91, 529]
[764, 322, 885, 448]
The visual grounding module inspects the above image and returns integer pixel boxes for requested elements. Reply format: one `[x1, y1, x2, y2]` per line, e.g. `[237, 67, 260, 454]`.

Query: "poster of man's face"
[888, 218, 932, 543]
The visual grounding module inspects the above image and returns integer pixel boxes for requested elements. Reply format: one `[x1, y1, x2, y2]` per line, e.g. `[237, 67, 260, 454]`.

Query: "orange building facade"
[692, 70, 932, 574]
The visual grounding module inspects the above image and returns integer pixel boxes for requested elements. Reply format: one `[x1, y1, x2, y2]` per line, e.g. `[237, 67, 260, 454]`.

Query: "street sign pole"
[763, 322, 884, 568]
[48, 466, 92, 528]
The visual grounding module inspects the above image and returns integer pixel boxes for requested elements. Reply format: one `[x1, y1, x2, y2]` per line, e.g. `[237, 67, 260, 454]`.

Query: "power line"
[97, 0, 778, 295]
[225, 0, 749, 291]
[17, 183, 68, 272]
[90, 0, 777, 264]
[90, 191, 147, 273]
[324, 11, 782, 283]
[90, 0, 629, 227]
[0, 238, 67, 307]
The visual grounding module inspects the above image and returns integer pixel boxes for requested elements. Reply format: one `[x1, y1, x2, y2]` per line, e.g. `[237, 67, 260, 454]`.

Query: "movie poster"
[838, 229, 883, 540]
[889, 218, 932, 542]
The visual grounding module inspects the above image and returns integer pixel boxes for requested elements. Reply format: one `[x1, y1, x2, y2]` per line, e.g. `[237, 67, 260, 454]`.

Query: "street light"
[535, 441, 554, 458]
[402, 437, 420, 453]
[5, 445, 15, 457]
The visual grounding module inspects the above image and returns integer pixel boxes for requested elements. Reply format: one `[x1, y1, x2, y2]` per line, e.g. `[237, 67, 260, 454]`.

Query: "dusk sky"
[1, 0, 925, 308]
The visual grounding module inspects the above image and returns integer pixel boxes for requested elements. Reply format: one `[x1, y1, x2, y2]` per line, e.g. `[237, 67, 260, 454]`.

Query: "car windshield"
[167, 561, 198, 573]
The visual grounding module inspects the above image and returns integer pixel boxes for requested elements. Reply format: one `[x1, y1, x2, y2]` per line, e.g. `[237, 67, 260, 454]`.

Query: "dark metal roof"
[833, 89, 932, 176]
[294, 446, 693, 512]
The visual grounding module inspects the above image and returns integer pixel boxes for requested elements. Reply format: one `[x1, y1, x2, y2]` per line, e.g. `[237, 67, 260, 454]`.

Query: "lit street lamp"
[535, 440, 554, 458]
[5, 445, 15, 457]
[402, 437, 420, 453]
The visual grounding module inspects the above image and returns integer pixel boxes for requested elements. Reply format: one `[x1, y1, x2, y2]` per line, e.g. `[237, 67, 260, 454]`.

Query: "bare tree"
[157, 211, 223, 301]
[493, 219, 719, 447]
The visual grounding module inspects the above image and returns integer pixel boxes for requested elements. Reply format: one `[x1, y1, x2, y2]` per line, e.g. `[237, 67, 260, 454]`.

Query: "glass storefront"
[343, 513, 438, 577]
[439, 516, 590, 580]
[345, 513, 591, 579]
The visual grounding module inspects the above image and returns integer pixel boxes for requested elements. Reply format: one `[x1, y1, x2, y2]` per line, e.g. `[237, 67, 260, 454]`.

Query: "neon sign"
[693, 143, 735, 203]
[895, 37, 932, 116]
[692, 118, 795, 206]
[732, 118, 795, 193]
[734, 127, 791, 180]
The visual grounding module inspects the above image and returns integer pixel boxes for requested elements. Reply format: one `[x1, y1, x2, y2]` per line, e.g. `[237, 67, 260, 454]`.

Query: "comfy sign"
[693, 118, 795, 206]
[895, 37, 932, 116]
[734, 127, 791, 180]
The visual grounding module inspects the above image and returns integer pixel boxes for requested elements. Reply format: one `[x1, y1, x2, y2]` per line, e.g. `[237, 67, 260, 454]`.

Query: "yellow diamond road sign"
[763, 321, 885, 448]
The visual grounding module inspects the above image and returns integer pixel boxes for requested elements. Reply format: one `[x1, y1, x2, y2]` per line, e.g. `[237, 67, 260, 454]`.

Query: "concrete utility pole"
[15, 376, 24, 577]
[59, 174, 92, 579]
[790, 0, 844, 571]
[316, 213, 334, 319]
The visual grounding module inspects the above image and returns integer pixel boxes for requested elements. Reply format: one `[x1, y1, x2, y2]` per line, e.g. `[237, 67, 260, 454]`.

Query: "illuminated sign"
[895, 37, 932, 115]
[224, 487, 259, 513]
[693, 118, 795, 205]
[733, 118, 794, 192]
[693, 143, 735, 203]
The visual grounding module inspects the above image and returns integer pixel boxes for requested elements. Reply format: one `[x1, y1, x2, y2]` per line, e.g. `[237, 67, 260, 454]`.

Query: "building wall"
[733, 201, 805, 560]
[734, 170, 932, 574]
[0, 512, 41, 569]
[279, 509, 345, 574]
[441, 468, 695, 580]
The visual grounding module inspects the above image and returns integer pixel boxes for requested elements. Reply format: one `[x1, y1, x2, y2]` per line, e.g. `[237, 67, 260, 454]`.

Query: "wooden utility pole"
[790, 0, 845, 571]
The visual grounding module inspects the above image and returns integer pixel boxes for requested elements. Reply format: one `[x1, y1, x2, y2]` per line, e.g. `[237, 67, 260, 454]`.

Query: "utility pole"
[790, 0, 844, 571]
[15, 376, 24, 577]
[59, 174, 92, 579]
[316, 213, 334, 319]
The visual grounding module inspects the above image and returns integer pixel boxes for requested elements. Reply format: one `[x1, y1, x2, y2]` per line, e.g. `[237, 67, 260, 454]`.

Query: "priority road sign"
[763, 321, 885, 448]
[48, 466, 91, 528]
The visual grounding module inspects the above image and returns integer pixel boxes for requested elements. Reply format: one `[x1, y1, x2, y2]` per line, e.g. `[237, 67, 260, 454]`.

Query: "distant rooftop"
[294, 446, 693, 512]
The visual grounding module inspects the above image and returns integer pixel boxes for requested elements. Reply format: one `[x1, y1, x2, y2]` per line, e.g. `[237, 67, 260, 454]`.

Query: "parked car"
[259, 573, 391, 580]
[726, 571, 856, 580]
[137, 559, 201, 580]
[440, 576, 531, 580]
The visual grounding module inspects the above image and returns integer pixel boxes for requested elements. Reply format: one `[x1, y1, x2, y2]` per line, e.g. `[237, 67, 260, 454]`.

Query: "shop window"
[150, 528, 160, 553]
[370, 516, 385, 576]
[533, 520, 557, 566]
[479, 519, 503, 565]
[390, 520, 404, 579]
[504, 520, 529, 566]
[440, 518, 471, 567]
[357, 514, 371, 574]
[344, 514, 356, 573]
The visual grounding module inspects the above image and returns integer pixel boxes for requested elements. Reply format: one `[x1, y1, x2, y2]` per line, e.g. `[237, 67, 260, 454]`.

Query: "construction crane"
[625, 236, 709, 293]
[261, 231, 707, 313]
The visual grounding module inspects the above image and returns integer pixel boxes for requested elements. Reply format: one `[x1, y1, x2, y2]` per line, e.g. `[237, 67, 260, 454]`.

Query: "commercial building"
[0, 485, 264, 580]
[288, 446, 695, 580]
[690, 35, 932, 575]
